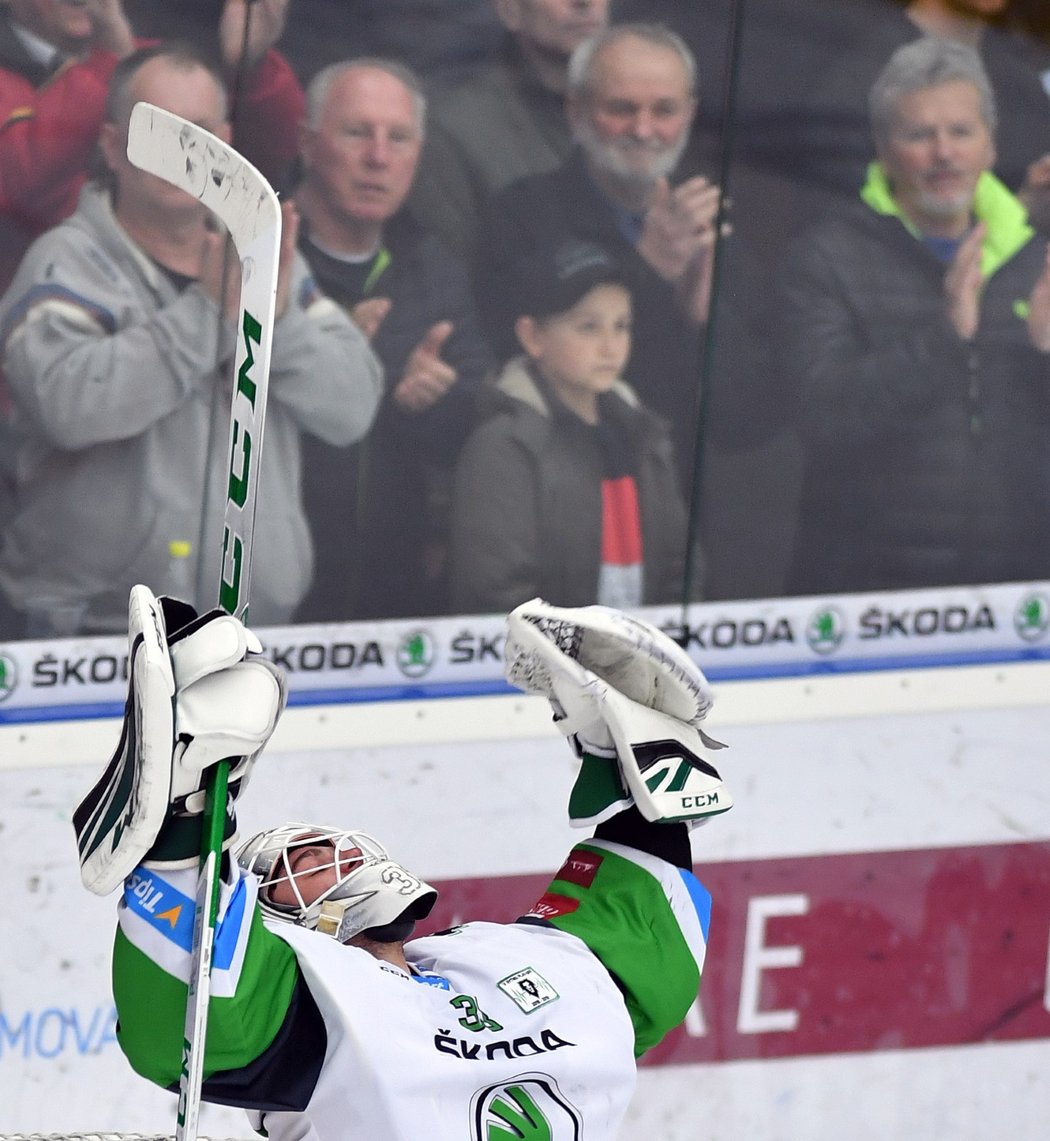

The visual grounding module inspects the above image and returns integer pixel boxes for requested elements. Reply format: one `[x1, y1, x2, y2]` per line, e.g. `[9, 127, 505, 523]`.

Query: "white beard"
[573, 117, 688, 191]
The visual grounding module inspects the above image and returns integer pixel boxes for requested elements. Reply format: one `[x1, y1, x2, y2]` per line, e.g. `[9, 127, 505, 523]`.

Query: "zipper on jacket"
[967, 348, 981, 436]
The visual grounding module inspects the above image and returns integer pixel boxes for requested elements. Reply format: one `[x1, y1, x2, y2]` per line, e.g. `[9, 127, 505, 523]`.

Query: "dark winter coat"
[473, 149, 776, 486]
[779, 167, 1050, 595]
[406, 36, 574, 260]
[449, 358, 692, 614]
[297, 211, 493, 621]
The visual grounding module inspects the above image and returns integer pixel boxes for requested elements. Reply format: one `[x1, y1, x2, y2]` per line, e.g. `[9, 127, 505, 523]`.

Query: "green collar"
[860, 162, 1033, 277]
[363, 246, 392, 294]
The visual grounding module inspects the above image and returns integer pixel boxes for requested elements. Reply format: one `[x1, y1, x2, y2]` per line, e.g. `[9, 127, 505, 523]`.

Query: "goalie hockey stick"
[126, 101, 282, 1141]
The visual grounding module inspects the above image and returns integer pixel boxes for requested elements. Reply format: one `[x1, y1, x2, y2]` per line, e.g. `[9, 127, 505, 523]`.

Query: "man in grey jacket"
[0, 41, 383, 636]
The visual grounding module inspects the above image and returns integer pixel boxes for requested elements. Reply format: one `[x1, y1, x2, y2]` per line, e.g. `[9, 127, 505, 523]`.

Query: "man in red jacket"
[0, 0, 303, 291]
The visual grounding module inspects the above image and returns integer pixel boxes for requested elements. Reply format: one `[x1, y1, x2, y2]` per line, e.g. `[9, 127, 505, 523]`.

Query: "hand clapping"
[943, 222, 985, 341]
[637, 176, 724, 325]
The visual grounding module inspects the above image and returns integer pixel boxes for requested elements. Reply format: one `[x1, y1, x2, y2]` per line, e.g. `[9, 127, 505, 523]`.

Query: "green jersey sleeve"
[112, 863, 300, 1088]
[524, 839, 712, 1055]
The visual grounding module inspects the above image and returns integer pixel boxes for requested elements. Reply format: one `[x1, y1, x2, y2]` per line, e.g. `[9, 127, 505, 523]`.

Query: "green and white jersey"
[114, 839, 712, 1141]
[261, 918, 635, 1139]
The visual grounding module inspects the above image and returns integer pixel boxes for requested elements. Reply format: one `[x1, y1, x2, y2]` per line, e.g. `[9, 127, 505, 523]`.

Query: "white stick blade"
[126, 101, 281, 255]
[126, 100, 282, 621]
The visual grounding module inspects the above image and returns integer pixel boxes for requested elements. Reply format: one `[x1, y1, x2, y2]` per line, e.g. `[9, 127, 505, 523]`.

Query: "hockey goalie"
[73, 588, 732, 1140]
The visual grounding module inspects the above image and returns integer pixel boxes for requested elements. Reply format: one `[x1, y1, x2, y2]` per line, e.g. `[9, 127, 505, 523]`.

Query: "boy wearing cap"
[449, 239, 691, 613]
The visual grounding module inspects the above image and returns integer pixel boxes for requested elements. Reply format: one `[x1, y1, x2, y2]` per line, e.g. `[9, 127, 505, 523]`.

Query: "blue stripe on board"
[3, 644, 1049, 725]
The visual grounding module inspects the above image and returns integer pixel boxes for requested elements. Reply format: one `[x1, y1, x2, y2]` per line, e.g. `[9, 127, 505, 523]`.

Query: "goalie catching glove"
[504, 598, 732, 827]
[74, 585, 287, 895]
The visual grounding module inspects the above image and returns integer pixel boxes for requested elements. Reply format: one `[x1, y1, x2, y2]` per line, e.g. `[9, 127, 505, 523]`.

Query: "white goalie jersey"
[259, 917, 638, 1140]
[114, 838, 711, 1141]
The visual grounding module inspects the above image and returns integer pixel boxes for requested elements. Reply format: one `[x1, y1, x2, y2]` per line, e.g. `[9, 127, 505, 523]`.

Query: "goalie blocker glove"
[504, 598, 732, 827]
[74, 585, 287, 895]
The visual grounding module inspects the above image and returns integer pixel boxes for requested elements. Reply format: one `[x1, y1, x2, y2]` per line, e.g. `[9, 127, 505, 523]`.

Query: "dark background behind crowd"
[0, 0, 1047, 638]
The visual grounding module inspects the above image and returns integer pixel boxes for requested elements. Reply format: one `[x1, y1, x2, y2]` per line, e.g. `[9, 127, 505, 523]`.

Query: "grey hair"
[304, 58, 427, 137]
[567, 23, 698, 100]
[869, 37, 997, 145]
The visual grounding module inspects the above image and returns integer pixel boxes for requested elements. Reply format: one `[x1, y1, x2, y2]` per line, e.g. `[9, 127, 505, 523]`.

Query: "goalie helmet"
[237, 822, 437, 944]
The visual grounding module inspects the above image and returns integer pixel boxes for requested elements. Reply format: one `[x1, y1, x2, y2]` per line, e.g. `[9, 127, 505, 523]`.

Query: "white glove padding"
[73, 585, 286, 895]
[504, 598, 721, 747]
[504, 598, 731, 824]
[168, 610, 285, 814]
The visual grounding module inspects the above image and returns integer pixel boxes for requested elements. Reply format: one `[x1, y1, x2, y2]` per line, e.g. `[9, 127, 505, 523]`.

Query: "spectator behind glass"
[0, 0, 304, 292]
[791, 0, 1050, 234]
[778, 37, 1050, 596]
[407, 0, 610, 260]
[0, 42, 382, 637]
[450, 239, 693, 615]
[293, 59, 493, 622]
[473, 23, 774, 495]
[140, 0, 507, 97]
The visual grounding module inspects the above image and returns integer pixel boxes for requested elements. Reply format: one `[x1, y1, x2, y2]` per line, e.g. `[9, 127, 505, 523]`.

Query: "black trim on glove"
[158, 595, 202, 641]
[594, 807, 692, 870]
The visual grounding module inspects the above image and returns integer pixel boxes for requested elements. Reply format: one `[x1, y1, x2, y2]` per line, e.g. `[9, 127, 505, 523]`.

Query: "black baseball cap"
[510, 239, 630, 319]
